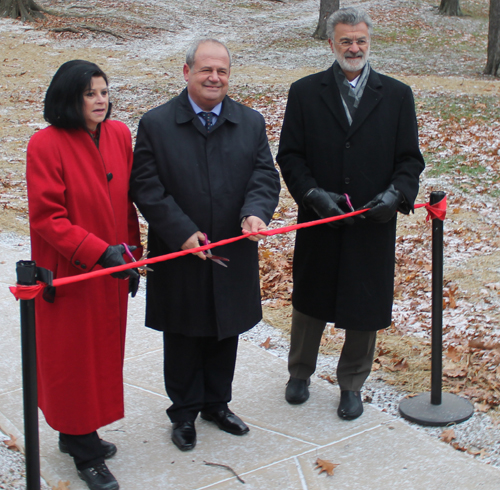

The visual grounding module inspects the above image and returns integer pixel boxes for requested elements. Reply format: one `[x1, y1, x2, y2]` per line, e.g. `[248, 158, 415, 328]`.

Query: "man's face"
[329, 22, 370, 80]
[183, 42, 230, 111]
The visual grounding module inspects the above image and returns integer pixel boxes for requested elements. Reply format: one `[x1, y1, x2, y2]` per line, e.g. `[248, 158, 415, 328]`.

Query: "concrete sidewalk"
[1, 242, 499, 489]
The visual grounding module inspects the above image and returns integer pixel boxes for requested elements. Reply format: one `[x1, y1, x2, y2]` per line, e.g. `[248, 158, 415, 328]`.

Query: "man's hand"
[360, 185, 403, 223]
[303, 188, 353, 228]
[242, 216, 267, 241]
[181, 231, 207, 260]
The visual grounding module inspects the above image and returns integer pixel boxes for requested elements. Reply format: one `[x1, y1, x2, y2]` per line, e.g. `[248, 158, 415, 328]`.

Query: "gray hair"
[326, 7, 373, 40]
[185, 39, 232, 68]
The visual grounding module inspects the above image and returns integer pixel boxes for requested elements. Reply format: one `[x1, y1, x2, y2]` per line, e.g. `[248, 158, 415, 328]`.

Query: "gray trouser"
[288, 308, 377, 391]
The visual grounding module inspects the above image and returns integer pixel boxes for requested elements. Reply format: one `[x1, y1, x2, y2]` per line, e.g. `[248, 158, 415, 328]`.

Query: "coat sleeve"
[276, 83, 320, 206]
[122, 129, 143, 259]
[130, 115, 199, 252]
[239, 112, 281, 224]
[26, 131, 109, 270]
[390, 86, 426, 213]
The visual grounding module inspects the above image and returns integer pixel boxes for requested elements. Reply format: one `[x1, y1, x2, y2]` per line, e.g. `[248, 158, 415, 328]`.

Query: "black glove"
[129, 273, 140, 298]
[303, 188, 354, 228]
[360, 185, 403, 223]
[98, 244, 140, 280]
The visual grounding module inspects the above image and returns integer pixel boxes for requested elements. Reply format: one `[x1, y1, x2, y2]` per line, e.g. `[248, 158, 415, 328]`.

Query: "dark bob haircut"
[43, 60, 112, 130]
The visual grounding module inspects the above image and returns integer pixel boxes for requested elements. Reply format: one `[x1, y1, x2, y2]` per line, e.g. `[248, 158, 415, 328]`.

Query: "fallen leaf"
[443, 368, 467, 378]
[475, 402, 491, 412]
[445, 346, 462, 362]
[440, 428, 456, 443]
[315, 458, 340, 476]
[319, 374, 336, 384]
[260, 337, 271, 349]
[4, 434, 19, 451]
[469, 339, 500, 350]
[448, 288, 457, 308]
[52, 481, 71, 490]
[392, 358, 409, 371]
[451, 441, 467, 452]
[485, 282, 500, 290]
[467, 448, 488, 458]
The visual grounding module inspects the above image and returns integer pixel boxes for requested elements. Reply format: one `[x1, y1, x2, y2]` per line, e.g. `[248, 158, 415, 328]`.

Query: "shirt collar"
[188, 94, 222, 116]
[348, 74, 361, 88]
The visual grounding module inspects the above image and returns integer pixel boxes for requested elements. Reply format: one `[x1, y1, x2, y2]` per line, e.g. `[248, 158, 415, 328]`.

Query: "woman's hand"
[98, 244, 140, 280]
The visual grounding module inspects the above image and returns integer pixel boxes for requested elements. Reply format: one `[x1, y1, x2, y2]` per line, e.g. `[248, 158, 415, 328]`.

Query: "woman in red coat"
[26, 60, 141, 490]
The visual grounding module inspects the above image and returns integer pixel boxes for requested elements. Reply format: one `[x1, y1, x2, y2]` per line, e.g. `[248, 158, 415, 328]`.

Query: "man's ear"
[183, 63, 190, 82]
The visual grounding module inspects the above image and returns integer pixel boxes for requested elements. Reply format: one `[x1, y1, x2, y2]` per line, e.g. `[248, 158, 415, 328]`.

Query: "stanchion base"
[399, 392, 474, 426]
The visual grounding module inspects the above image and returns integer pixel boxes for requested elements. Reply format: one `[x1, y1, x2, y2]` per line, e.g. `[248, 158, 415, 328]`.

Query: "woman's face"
[82, 76, 109, 131]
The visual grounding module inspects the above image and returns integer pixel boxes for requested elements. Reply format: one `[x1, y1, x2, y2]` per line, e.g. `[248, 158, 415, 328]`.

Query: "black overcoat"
[131, 89, 280, 340]
[276, 65, 425, 331]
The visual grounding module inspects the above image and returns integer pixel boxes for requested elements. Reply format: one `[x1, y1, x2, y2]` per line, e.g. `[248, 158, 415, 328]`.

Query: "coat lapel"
[320, 67, 350, 133]
[210, 95, 240, 132]
[175, 89, 208, 137]
[175, 90, 240, 137]
[348, 70, 383, 137]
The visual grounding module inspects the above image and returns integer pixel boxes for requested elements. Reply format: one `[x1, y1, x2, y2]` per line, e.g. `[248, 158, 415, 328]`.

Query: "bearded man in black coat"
[276, 8, 425, 419]
[130, 39, 280, 451]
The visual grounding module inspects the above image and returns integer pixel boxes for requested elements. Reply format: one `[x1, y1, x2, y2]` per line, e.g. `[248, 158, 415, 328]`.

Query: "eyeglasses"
[336, 38, 369, 48]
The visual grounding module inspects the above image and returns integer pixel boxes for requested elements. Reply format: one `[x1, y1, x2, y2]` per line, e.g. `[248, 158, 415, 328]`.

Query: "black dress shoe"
[59, 438, 117, 459]
[285, 377, 310, 404]
[337, 390, 363, 420]
[200, 409, 249, 435]
[77, 462, 119, 490]
[171, 421, 196, 451]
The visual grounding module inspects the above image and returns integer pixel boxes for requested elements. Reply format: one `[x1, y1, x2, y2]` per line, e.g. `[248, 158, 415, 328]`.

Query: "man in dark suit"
[277, 8, 425, 419]
[130, 39, 280, 451]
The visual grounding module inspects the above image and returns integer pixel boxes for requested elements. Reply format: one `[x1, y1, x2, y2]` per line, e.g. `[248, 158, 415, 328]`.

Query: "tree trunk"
[0, 0, 44, 22]
[438, 0, 462, 16]
[485, 0, 500, 76]
[313, 0, 339, 40]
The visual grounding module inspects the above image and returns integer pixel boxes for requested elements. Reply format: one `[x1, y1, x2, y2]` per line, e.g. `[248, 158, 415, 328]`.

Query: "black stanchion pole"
[399, 191, 474, 426]
[16, 260, 41, 490]
[430, 191, 445, 405]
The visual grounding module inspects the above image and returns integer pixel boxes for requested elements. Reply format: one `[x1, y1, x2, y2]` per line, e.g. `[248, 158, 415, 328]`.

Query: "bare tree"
[0, 0, 44, 21]
[438, 0, 463, 16]
[485, 0, 500, 76]
[313, 0, 339, 40]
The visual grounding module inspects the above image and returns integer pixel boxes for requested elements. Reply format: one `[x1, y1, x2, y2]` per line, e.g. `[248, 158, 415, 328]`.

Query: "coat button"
[81, 264, 87, 269]
[75, 260, 80, 265]
[346, 142, 351, 148]
[345, 177, 351, 184]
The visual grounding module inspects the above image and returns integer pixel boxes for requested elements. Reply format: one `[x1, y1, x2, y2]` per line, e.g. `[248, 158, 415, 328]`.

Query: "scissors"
[122, 243, 154, 272]
[344, 193, 355, 212]
[202, 233, 230, 268]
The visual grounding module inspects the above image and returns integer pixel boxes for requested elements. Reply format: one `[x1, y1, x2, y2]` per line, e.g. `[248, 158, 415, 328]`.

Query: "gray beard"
[334, 47, 370, 74]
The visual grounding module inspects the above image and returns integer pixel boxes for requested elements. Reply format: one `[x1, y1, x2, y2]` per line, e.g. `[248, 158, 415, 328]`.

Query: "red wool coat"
[26, 120, 141, 435]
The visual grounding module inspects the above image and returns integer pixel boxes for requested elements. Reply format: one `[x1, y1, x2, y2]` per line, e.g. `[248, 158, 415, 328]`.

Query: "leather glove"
[98, 244, 140, 280]
[360, 185, 403, 223]
[128, 273, 140, 298]
[303, 188, 354, 228]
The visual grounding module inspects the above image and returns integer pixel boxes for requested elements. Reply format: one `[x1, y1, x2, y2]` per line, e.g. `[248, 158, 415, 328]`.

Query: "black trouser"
[59, 431, 104, 470]
[163, 332, 239, 423]
[288, 308, 378, 391]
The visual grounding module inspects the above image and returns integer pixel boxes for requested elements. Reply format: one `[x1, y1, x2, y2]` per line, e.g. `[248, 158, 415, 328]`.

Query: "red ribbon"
[9, 198, 447, 300]
[415, 195, 447, 221]
[9, 283, 45, 300]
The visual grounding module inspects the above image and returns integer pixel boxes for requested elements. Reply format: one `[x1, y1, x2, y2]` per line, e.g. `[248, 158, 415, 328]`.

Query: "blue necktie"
[199, 111, 214, 132]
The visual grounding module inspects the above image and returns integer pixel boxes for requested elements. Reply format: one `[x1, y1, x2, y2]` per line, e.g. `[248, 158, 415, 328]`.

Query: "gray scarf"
[332, 61, 371, 125]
